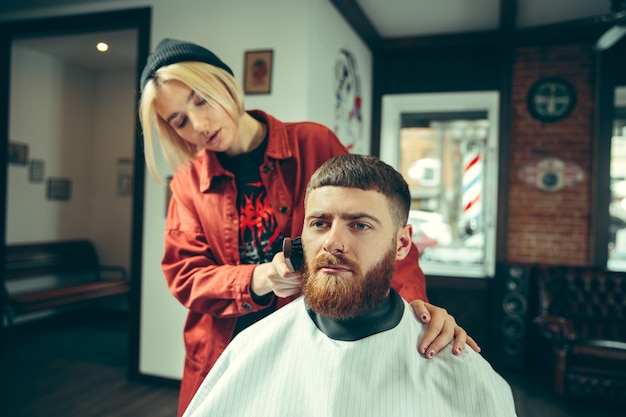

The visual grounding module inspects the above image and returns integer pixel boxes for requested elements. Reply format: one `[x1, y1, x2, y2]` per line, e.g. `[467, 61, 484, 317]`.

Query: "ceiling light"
[595, 25, 626, 51]
[96, 42, 109, 52]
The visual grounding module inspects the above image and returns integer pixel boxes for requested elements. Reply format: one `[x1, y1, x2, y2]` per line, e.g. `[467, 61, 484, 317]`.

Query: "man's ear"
[396, 224, 413, 261]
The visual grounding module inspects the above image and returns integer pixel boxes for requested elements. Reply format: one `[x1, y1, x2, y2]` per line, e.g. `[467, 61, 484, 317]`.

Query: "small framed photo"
[47, 178, 72, 201]
[29, 159, 45, 182]
[8, 142, 28, 165]
[243, 50, 273, 94]
[117, 174, 133, 196]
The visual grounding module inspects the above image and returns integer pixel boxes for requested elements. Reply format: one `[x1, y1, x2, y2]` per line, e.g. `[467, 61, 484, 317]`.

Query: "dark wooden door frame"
[0, 8, 151, 382]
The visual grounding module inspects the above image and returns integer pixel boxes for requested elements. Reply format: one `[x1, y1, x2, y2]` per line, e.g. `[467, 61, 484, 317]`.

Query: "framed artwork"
[8, 142, 28, 165]
[333, 49, 363, 153]
[47, 178, 72, 201]
[29, 159, 45, 182]
[243, 50, 273, 94]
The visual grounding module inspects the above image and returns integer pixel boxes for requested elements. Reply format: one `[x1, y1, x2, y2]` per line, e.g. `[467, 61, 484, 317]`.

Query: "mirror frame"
[0, 7, 151, 381]
[591, 41, 626, 266]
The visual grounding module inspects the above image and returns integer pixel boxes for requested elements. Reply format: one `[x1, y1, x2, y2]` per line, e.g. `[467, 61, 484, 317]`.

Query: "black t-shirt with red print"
[217, 137, 282, 334]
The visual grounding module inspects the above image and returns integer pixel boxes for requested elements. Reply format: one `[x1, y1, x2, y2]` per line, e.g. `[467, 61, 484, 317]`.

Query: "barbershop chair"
[532, 266, 626, 404]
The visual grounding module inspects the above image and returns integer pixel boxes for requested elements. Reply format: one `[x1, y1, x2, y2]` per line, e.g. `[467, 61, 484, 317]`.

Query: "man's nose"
[324, 226, 346, 255]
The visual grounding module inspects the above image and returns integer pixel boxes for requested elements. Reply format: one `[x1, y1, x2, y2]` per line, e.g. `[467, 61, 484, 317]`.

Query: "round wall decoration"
[526, 77, 576, 123]
[517, 157, 584, 192]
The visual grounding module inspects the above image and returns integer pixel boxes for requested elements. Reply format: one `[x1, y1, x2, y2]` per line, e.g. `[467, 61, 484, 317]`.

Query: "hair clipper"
[282, 237, 303, 272]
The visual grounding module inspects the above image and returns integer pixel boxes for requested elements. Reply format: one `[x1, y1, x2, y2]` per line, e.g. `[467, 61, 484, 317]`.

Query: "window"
[381, 92, 499, 278]
[608, 86, 626, 271]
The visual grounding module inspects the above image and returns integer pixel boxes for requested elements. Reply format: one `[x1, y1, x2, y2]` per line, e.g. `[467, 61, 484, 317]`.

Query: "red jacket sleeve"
[391, 243, 428, 302]
[161, 183, 265, 318]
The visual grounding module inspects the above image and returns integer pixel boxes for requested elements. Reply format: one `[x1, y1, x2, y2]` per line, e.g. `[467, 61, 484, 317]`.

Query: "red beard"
[301, 245, 396, 319]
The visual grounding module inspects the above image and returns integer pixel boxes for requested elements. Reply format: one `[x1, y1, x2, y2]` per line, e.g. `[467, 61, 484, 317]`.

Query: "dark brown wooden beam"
[500, 0, 517, 33]
[329, 0, 382, 50]
[379, 30, 505, 51]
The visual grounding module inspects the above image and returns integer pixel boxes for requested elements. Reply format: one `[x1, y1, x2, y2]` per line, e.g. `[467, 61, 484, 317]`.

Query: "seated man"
[183, 154, 517, 417]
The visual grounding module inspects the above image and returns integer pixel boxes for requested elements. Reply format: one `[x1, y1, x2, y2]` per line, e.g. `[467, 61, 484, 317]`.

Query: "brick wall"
[507, 43, 595, 265]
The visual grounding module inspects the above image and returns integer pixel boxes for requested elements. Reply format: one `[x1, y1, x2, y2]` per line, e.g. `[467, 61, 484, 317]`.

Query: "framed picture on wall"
[29, 159, 44, 182]
[47, 178, 72, 201]
[8, 142, 28, 165]
[243, 50, 273, 94]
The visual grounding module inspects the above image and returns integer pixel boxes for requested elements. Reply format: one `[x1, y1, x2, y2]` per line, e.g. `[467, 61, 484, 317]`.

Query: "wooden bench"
[2, 239, 131, 326]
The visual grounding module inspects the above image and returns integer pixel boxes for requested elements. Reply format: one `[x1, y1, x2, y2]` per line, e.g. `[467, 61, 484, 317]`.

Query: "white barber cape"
[183, 296, 517, 417]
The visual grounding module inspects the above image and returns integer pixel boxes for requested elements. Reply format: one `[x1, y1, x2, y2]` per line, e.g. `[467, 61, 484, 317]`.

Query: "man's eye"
[312, 221, 326, 229]
[354, 223, 370, 231]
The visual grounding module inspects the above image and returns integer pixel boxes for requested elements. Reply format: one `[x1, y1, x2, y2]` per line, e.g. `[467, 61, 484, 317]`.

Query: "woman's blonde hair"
[139, 62, 245, 182]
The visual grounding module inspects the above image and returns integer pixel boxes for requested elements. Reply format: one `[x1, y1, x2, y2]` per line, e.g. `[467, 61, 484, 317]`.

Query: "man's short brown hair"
[305, 154, 410, 228]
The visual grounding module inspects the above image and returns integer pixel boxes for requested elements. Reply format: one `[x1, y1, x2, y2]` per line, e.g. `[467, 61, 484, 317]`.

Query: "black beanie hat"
[140, 38, 234, 92]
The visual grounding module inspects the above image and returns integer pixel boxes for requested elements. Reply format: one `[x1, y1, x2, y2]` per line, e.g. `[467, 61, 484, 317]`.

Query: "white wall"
[1, 0, 372, 380]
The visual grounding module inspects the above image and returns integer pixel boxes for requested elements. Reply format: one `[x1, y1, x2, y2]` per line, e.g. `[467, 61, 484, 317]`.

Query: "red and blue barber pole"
[461, 141, 482, 235]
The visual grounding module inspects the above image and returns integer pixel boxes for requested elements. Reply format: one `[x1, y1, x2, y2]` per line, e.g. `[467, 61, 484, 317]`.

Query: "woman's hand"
[251, 252, 302, 298]
[410, 299, 481, 358]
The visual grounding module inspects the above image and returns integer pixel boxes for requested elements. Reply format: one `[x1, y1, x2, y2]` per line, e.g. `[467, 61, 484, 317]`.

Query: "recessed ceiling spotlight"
[96, 42, 109, 52]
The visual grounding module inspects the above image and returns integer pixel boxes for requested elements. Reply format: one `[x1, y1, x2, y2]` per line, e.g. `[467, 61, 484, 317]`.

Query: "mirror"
[0, 8, 150, 379]
[607, 86, 626, 270]
[380, 91, 499, 278]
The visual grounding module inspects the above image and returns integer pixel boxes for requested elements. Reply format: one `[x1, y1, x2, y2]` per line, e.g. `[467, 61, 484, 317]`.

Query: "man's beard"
[301, 243, 396, 319]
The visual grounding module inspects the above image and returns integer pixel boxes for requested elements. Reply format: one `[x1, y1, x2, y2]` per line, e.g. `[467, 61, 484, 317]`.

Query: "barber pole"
[461, 141, 482, 233]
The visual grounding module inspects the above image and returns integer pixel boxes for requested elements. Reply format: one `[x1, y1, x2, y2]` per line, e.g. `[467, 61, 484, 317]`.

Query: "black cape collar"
[305, 288, 404, 341]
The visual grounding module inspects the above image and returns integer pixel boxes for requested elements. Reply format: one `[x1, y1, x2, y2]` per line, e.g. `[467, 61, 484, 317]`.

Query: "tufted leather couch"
[532, 265, 626, 404]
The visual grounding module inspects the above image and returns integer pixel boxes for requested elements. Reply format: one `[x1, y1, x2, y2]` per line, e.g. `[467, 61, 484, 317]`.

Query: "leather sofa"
[532, 265, 626, 404]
